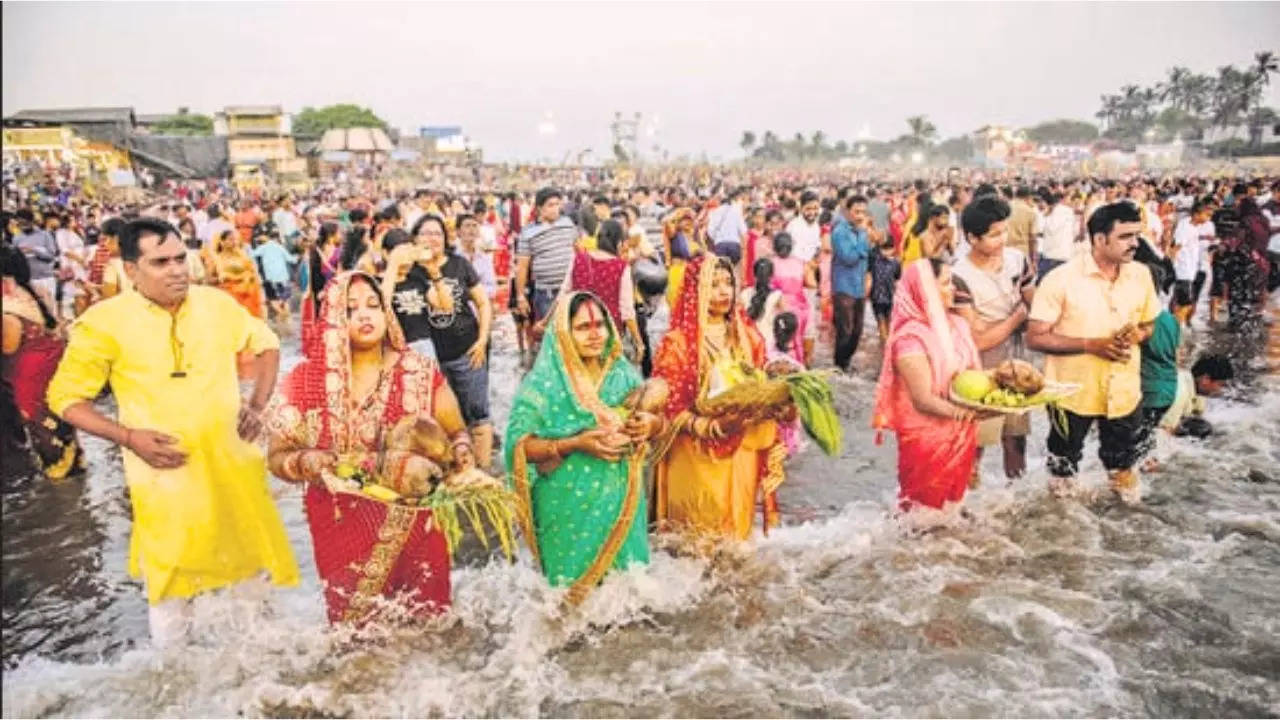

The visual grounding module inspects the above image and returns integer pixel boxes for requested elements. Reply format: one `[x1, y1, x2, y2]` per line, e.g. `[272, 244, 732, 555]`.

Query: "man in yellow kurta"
[47, 217, 298, 647]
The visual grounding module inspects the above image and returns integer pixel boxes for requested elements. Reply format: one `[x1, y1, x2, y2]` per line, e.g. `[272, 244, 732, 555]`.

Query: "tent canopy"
[318, 127, 393, 152]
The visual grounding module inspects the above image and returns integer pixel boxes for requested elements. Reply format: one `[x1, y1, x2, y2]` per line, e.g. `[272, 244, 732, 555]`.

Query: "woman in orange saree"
[653, 255, 787, 540]
[266, 271, 474, 623]
[872, 258, 982, 511]
[204, 229, 265, 319]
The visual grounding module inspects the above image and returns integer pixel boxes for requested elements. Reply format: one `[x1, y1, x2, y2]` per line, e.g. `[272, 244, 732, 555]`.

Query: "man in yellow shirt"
[1028, 202, 1160, 504]
[47, 218, 298, 647]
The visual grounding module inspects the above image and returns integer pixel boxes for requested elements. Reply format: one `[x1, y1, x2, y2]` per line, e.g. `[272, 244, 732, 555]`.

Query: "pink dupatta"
[872, 259, 980, 509]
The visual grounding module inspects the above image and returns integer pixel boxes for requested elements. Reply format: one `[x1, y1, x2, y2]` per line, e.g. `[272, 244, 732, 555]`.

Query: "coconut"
[952, 370, 995, 401]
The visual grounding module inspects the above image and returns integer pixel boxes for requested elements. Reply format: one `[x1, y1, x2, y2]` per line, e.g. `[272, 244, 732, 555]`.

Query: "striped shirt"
[517, 217, 579, 290]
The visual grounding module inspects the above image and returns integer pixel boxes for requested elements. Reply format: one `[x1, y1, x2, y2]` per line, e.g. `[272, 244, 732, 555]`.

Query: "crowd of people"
[3, 156, 1277, 646]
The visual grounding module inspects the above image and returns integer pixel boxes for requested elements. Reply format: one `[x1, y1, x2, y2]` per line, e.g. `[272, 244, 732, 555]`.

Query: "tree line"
[736, 50, 1277, 163]
[1095, 50, 1277, 147]
[737, 115, 1101, 165]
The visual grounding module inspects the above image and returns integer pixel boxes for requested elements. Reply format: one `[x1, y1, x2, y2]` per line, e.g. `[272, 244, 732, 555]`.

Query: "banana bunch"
[981, 387, 1028, 407]
[332, 459, 406, 502]
[784, 371, 842, 456]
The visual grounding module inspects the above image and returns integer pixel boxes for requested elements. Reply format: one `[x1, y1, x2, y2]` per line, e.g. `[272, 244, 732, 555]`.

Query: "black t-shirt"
[390, 254, 480, 362]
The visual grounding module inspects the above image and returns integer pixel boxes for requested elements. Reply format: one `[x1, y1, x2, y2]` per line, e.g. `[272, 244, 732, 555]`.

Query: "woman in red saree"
[872, 258, 982, 511]
[653, 255, 787, 540]
[2, 246, 83, 481]
[266, 271, 474, 624]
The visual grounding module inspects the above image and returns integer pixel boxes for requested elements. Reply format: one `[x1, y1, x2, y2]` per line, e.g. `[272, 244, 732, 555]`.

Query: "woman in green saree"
[505, 291, 666, 605]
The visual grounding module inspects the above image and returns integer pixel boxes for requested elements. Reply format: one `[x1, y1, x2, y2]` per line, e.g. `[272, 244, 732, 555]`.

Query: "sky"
[4, 1, 1279, 162]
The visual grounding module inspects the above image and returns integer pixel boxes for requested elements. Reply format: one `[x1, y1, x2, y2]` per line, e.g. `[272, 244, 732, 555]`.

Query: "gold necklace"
[703, 321, 729, 358]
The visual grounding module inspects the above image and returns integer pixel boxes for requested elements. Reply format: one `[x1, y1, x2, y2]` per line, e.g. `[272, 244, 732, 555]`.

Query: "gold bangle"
[282, 451, 301, 480]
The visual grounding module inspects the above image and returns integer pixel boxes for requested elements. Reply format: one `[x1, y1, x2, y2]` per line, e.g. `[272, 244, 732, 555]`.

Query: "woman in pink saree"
[872, 258, 982, 511]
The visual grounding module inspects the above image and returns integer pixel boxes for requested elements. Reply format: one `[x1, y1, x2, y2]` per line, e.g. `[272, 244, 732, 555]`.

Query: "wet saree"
[505, 291, 648, 604]
[268, 272, 451, 623]
[872, 259, 980, 510]
[1, 296, 81, 479]
[654, 256, 785, 540]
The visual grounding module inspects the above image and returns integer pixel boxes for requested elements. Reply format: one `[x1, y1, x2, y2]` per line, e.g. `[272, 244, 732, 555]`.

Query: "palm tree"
[1211, 65, 1246, 128]
[905, 115, 937, 146]
[1158, 66, 1193, 110]
[1095, 94, 1116, 130]
[1246, 106, 1279, 147]
[1185, 74, 1215, 123]
[1118, 85, 1142, 121]
[1254, 51, 1278, 86]
[759, 130, 781, 162]
[740, 131, 756, 156]
[1138, 87, 1160, 128]
[810, 130, 827, 156]
[1096, 94, 1123, 132]
[791, 131, 807, 160]
[1242, 51, 1278, 146]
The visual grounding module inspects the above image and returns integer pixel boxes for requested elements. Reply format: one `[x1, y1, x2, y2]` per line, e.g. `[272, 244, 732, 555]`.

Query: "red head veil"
[654, 254, 764, 456]
[277, 271, 408, 453]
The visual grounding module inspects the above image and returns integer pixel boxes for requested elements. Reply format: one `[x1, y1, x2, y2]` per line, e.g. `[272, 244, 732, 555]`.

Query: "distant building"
[1202, 123, 1280, 146]
[2, 106, 135, 171]
[5, 106, 136, 145]
[215, 105, 296, 166]
[399, 125, 475, 161]
[970, 125, 1033, 169]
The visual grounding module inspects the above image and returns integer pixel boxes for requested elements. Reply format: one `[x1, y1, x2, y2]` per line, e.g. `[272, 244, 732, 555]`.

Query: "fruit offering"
[980, 387, 1029, 407]
[951, 370, 995, 402]
[992, 359, 1044, 395]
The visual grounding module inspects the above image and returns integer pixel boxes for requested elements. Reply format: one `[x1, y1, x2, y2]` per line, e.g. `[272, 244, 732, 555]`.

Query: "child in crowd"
[868, 230, 901, 346]
[764, 312, 806, 456]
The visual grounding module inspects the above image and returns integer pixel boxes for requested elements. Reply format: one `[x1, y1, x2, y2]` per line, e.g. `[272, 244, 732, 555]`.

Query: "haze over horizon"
[4, 1, 1278, 162]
